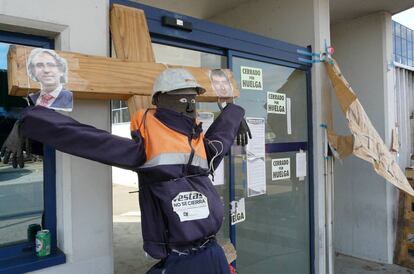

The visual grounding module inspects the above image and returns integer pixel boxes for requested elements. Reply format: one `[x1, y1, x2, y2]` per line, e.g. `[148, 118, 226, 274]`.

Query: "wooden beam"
[7, 45, 239, 102]
[110, 4, 155, 62]
[110, 3, 155, 114]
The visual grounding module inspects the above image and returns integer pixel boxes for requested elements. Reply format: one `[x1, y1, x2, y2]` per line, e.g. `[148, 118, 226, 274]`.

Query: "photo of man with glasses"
[27, 48, 73, 111]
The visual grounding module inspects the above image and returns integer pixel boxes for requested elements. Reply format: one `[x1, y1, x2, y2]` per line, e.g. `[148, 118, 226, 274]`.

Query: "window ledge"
[0, 248, 65, 274]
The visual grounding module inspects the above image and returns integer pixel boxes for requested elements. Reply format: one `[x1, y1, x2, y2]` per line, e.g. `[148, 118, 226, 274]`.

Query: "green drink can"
[36, 230, 51, 257]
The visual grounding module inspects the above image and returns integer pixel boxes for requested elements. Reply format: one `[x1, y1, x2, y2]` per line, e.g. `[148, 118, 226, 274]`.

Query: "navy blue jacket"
[20, 104, 245, 259]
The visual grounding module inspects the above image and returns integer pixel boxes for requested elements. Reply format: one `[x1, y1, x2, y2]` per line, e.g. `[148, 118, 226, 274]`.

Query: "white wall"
[395, 66, 414, 169]
[210, 1, 331, 273]
[112, 123, 138, 187]
[0, 1, 113, 273]
[331, 12, 398, 263]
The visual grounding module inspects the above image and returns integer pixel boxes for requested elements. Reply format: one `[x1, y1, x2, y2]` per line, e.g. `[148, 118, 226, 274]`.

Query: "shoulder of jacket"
[130, 109, 153, 131]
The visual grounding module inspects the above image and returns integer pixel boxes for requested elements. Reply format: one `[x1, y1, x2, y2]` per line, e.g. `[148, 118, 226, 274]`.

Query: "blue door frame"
[110, 1, 314, 273]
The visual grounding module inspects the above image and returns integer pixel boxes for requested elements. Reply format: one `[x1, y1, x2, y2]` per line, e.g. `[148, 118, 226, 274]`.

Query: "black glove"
[236, 118, 252, 146]
[0, 120, 30, 168]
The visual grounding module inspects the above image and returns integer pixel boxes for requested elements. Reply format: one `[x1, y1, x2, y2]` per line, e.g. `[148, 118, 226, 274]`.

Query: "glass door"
[230, 54, 311, 274]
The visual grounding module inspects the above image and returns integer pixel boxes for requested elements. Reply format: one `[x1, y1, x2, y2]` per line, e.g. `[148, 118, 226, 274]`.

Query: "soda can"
[36, 230, 51, 257]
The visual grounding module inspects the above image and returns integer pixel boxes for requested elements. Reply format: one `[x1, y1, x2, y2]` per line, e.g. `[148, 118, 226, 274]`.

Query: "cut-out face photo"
[210, 69, 234, 98]
[27, 48, 73, 112]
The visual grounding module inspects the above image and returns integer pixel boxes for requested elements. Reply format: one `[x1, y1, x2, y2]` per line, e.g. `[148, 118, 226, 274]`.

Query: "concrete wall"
[209, 1, 331, 273]
[331, 12, 398, 263]
[0, 1, 113, 273]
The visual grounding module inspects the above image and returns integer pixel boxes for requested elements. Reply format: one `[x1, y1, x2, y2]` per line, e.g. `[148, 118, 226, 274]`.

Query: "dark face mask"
[155, 93, 197, 119]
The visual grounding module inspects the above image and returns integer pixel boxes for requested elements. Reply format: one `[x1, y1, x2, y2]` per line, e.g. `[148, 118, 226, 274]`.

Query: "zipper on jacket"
[186, 127, 196, 174]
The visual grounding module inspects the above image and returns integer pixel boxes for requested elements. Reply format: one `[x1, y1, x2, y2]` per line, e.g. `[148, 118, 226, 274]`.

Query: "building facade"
[0, 1, 413, 274]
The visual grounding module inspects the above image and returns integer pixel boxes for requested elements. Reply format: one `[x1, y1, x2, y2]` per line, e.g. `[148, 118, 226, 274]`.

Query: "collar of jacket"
[154, 107, 203, 139]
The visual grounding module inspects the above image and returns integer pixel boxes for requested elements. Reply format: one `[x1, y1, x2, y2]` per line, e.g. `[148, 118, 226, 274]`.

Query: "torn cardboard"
[325, 59, 414, 196]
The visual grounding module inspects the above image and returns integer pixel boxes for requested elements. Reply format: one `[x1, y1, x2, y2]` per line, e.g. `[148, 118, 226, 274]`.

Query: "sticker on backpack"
[172, 191, 210, 222]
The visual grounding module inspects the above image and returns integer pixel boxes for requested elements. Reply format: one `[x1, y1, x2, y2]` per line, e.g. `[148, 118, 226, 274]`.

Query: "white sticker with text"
[172, 191, 210, 222]
[241, 66, 263, 90]
[230, 198, 246, 225]
[267, 92, 286, 114]
[272, 158, 291, 180]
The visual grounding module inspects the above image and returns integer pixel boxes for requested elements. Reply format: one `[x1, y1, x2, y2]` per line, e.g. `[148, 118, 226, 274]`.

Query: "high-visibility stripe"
[131, 110, 208, 167]
[141, 153, 208, 169]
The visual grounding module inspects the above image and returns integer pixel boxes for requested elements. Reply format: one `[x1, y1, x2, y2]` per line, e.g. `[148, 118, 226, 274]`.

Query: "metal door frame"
[110, 1, 314, 272]
[227, 49, 314, 272]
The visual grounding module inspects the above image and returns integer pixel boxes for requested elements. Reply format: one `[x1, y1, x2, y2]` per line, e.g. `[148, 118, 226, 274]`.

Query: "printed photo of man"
[210, 69, 234, 98]
[27, 48, 73, 111]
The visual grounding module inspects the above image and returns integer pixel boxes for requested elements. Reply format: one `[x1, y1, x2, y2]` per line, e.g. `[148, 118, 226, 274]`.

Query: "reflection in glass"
[231, 57, 310, 273]
[0, 163, 43, 247]
[0, 44, 44, 246]
[402, 39, 407, 57]
[0, 43, 9, 70]
[392, 21, 414, 67]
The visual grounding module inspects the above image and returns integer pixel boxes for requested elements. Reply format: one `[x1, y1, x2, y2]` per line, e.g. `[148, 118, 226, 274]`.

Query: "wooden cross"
[7, 4, 239, 117]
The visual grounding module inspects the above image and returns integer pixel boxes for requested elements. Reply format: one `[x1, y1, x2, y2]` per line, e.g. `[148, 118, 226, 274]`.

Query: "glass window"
[393, 21, 397, 35]
[153, 42, 230, 246]
[396, 23, 401, 37]
[231, 56, 310, 274]
[396, 55, 402, 63]
[112, 100, 120, 109]
[402, 39, 407, 57]
[0, 43, 8, 69]
[0, 32, 64, 272]
[402, 25, 407, 40]
[152, 43, 228, 235]
[111, 100, 130, 124]
[0, 42, 44, 247]
[111, 43, 228, 274]
[396, 37, 402, 56]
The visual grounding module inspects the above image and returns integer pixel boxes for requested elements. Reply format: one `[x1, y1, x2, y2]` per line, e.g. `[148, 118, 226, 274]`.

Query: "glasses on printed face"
[35, 62, 58, 69]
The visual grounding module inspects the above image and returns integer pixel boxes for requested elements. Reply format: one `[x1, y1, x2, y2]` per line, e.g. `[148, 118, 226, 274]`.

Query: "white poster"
[267, 92, 286, 114]
[246, 117, 266, 157]
[286, 97, 292, 135]
[240, 66, 263, 90]
[198, 112, 224, 186]
[230, 198, 246, 225]
[247, 157, 266, 197]
[296, 151, 307, 180]
[272, 158, 291, 181]
[246, 117, 266, 197]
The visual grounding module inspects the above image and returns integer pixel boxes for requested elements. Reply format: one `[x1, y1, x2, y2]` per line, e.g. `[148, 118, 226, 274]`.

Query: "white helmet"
[152, 68, 206, 105]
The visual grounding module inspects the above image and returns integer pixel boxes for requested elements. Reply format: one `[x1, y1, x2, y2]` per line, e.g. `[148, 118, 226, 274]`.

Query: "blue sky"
[393, 7, 414, 30]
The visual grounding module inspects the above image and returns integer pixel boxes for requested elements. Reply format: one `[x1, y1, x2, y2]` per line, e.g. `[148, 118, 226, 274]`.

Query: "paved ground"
[113, 184, 414, 274]
[0, 162, 43, 246]
[112, 184, 158, 274]
[335, 253, 414, 274]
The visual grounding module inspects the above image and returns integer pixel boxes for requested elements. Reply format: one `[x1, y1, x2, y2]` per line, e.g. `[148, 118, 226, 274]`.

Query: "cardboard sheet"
[325, 59, 414, 196]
